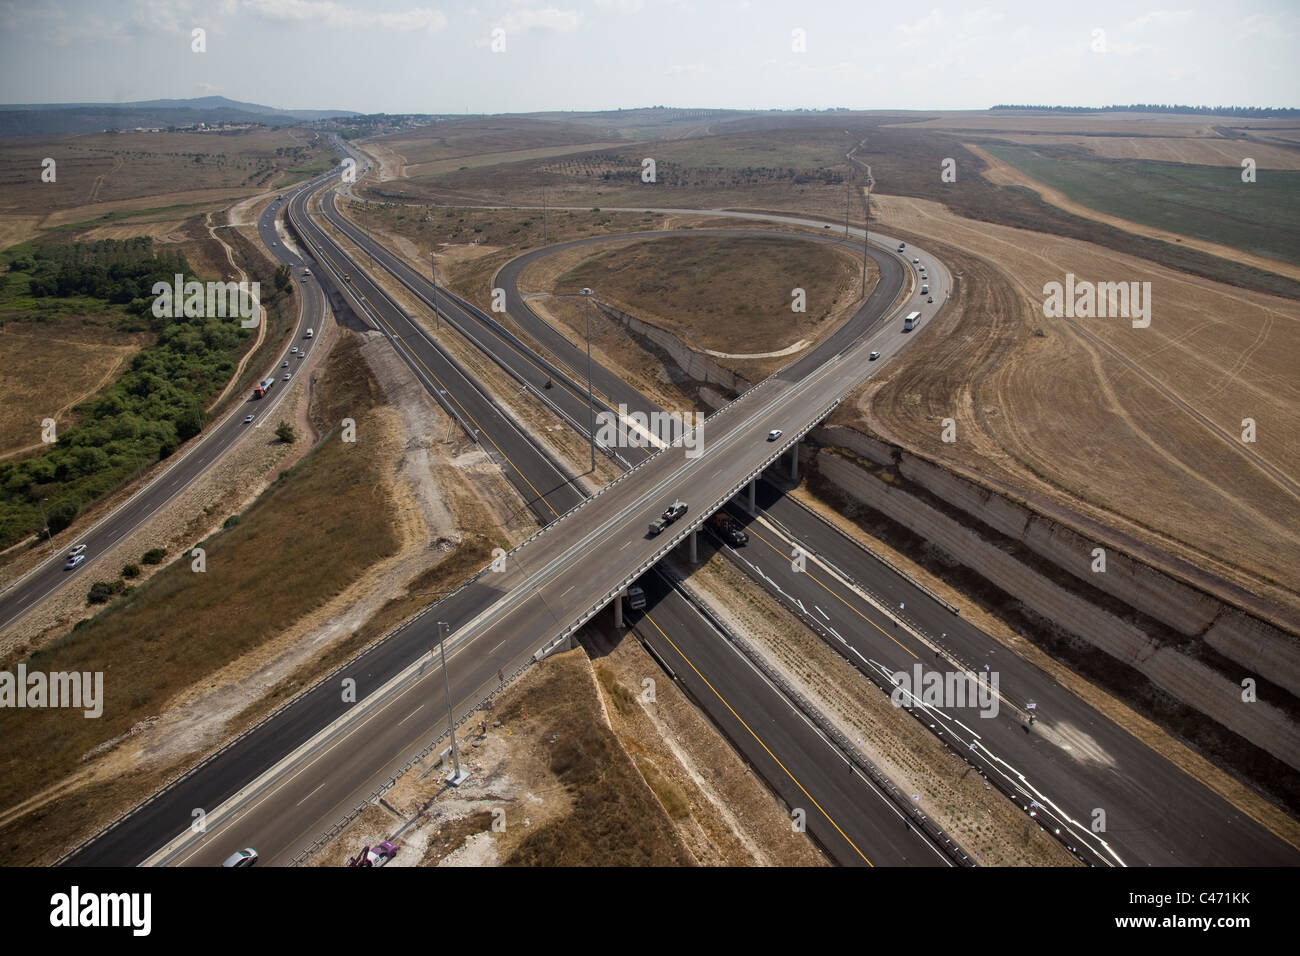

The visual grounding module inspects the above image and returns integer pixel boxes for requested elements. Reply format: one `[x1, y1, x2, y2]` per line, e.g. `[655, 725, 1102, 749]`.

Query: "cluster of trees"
[15, 238, 188, 318]
[0, 238, 257, 549]
[991, 104, 1299, 118]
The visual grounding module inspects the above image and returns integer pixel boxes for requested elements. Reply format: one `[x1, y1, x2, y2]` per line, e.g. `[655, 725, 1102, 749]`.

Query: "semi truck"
[648, 499, 688, 536]
[253, 377, 275, 399]
[709, 512, 749, 546]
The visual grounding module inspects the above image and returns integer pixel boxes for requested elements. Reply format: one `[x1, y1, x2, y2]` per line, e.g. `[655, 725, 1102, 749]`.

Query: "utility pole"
[436, 621, 468, 785]
[580, 288, 595, 473]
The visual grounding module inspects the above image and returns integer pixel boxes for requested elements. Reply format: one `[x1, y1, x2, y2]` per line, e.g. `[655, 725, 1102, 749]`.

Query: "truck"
[709, 512, 748, 546]
[903, 311, 921, 331]
[253, 377, 275, 399]
[626, 585, 647, 610]
[648, 499, 688, 536]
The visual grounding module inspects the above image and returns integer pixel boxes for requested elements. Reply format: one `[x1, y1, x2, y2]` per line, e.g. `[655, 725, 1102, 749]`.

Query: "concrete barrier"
[812, 448, 1300, 771]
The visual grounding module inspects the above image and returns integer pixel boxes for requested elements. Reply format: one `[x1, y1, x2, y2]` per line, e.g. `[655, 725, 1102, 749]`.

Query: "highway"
[55, 157, 1299, 869]
[480, 209, 1298, 866]
[62, 166, 956, 867]
[0, 182, 331, 635]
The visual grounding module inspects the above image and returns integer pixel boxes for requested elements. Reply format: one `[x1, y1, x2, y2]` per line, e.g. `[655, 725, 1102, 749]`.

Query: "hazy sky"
[0, 0, 1295, 114]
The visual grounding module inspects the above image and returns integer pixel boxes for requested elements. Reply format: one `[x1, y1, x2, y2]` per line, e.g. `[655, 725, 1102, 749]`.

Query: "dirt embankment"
[307, 634, 825, 868]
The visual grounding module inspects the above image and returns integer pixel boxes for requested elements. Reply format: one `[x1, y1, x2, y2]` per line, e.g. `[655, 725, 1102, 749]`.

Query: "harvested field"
[841, 190, 1300, 622]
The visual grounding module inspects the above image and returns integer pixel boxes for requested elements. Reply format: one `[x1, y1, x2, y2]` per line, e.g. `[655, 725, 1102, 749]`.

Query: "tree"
[273, 264, 291, 292]
[274, 420, 295, 444]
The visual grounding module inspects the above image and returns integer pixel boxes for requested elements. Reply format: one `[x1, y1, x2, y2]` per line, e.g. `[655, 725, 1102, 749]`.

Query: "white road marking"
[398, 704, 425, 725]
[296, 783, 326, 807]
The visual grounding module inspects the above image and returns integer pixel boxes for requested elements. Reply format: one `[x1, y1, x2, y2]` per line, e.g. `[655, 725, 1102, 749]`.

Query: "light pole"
[431, 247, 440, 332]
[436, 621, 468, 785]
[579, 287, 595, 473]
[862, 181, 871, 298]
[37, 497, 54, 558]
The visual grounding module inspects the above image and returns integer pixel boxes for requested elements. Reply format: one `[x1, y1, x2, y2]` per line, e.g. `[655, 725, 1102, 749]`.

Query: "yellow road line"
[642, 611, 873, 866]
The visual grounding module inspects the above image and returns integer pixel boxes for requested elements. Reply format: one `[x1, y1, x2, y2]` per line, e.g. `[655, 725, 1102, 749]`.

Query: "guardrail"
[660, 565, 974, 867]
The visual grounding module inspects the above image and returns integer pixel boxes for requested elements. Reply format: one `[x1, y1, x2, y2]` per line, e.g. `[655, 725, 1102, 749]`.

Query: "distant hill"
[0, 96, 358, 137]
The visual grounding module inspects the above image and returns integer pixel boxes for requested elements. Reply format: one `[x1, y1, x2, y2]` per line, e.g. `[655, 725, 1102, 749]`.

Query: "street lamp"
[431, 247, 440, 332]
[435, 621, 469, 786]
[579, 288, 595, 474]
[862, 181, 871, 298]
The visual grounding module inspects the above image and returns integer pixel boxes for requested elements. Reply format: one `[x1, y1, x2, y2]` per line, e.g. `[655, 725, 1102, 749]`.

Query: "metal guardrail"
[660, 567, 975, 867]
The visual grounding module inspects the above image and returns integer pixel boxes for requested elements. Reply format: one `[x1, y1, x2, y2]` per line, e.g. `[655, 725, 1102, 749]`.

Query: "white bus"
[904, 311, 921, 331]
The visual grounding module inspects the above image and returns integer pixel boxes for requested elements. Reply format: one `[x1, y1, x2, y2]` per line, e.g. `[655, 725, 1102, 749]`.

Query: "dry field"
[524, 231, 876, 384]
[0, 127, 332, 247]
[885, 111, 1300, 136]
[976, 133, 1300, 170]
[0, 318, 148, 459]
[842, 190, 1300, 623]
[359, 123, 866, 226]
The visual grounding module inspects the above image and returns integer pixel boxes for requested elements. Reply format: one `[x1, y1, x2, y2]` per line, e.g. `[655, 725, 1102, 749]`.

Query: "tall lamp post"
[436, 621, 468, 786]
[579, 288, 595, 473]
[862, 181, 871, 298]
[431, 247, 441, 332]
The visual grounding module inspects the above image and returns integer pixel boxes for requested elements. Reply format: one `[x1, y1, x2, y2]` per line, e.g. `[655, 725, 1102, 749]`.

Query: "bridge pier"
[748, 479, 757, 514]
[688, 529, 698, 564]
[789, 440, 799, 481]
[614, 590, 624, 628]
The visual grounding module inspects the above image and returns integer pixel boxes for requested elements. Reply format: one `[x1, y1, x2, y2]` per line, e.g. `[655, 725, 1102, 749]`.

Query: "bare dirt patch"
[305, 647, 697, 867]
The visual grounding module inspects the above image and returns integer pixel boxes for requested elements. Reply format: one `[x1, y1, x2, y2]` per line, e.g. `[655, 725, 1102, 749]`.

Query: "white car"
[912, 257, 919, 264]
[869, 351, 880, 361]
[64, 554, 85, 571]
[291, 346, 299, 354]
[67, 544, 87, 559]
[283, 372, 291, 380]
[222, 848, 258, 868]
[767, 429, 783, 442]
[243, 415, 255, 424]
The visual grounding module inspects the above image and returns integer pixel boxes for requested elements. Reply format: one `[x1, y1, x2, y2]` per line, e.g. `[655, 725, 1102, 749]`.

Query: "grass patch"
[983, 144, 1300, 266]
